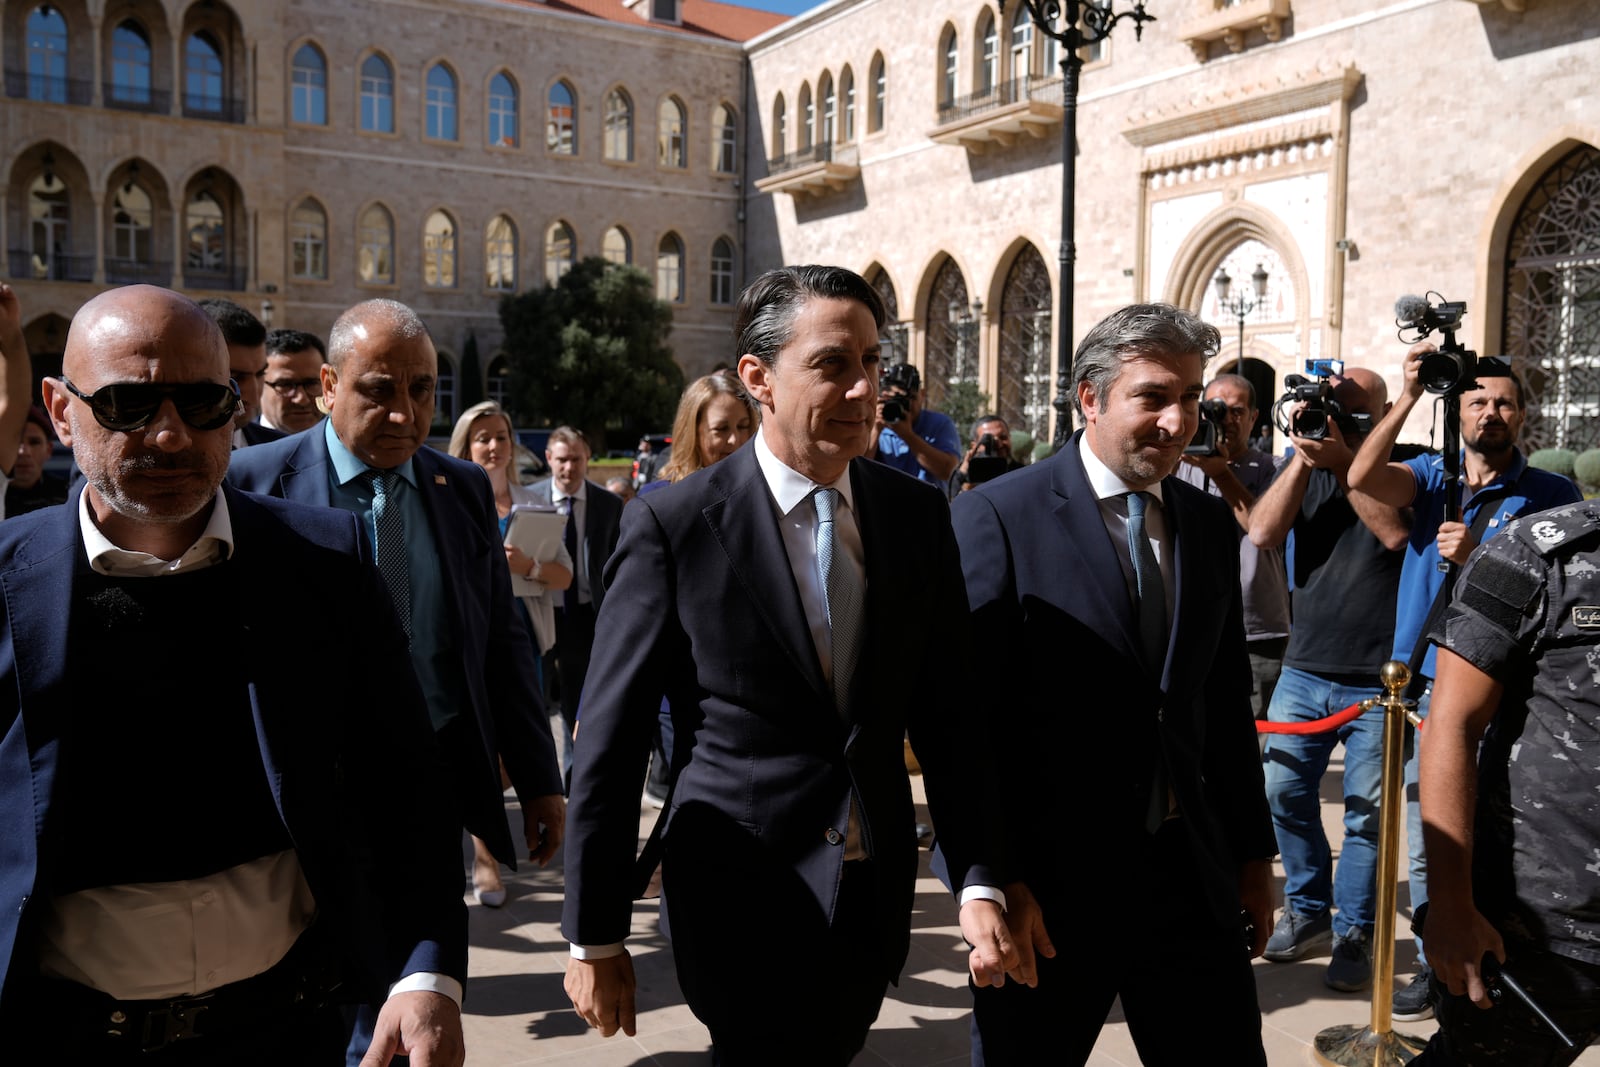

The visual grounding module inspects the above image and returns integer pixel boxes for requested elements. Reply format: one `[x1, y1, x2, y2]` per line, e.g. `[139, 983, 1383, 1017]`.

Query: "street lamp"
[1214, 262, 1270, 375]
[999, 0, 1154, 447]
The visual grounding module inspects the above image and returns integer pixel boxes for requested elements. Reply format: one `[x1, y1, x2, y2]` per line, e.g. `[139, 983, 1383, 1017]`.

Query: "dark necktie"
[562, 495, 579, 613]
[1125, 490, 1169, 833]
[814, 488, 862, 721]
[369, 469, 411, 642]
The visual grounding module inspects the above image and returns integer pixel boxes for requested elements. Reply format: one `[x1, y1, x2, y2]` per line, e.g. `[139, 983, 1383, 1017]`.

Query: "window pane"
[186, 192, 225, 271]
[547, 82, 576, 154]
[186, 32, 224, 113]
[489, 73, 518, 148]
[29, 174, 69, 278]
[658, 98, 685, 168]
[656, 235, 683, 302]
[710, 238, 733, 305]
[291, 44, 326, 124]
[486, 215, 517, 291]
[841, 70, 855, 142]
[26, 6, 68, 103]
[426, 64, 457, 141]
[112, 183, 152, 263]
[359, 205, 394, 283]
[545, 222, 575, 285]
[112, 22, 152, 105]
[870, 55, 886, 132]
[360, 55, 393, 133]
[291, 200, 327, 279]
[602, 226, 631, 266]
[424, 211, 456, 287]
[604, 90, 634, 162]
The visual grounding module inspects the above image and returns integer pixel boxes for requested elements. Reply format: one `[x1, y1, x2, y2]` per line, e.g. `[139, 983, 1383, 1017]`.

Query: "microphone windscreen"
[1394, 294, 1430, 325]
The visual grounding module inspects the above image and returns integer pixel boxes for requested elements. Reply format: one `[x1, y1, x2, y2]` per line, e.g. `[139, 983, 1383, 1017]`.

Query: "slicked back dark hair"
[734, 265, 886, 368]
[197, 298, 266, 348]
[266, 328, 327, 360]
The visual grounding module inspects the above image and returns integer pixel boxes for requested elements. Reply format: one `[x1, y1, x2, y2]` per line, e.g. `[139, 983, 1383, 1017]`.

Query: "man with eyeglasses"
[0, 285, 468, 1064]
[197, 298, 284, 449]
[262, 329, 327, 435]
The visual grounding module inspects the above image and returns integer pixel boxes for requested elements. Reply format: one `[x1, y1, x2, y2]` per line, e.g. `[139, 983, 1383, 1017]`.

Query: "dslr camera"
[1394, 293, 1511, 396]
[879, 362, 921, 424]
[967, 432, 1010, 484]
[1275, 358, 1373, 441]
[1184, 398, 1230, 457]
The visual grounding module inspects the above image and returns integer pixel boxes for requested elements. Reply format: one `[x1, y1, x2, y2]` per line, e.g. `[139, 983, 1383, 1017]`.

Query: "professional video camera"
[879, 363, 920, 424]
[967, 432, 1010, 484]
[1184, 397, 1230, 457]
[1272, 359, 1373, 441]
[1393, 293, 1512, 396]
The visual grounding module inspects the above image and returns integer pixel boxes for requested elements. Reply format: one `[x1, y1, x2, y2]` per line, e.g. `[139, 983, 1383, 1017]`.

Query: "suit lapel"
[275, 430, 335, 507]
[1051, 444, 1147, 669]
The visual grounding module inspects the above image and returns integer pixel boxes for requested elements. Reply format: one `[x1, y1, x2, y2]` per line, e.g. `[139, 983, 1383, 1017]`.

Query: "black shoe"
[1392, 966, 1436, 1021]
[1324, 931, 1372, 992]
[1263, 909, 1333, 962]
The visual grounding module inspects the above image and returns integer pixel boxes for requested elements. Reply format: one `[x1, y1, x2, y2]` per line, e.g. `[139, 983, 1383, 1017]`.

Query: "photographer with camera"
[1176, 375, 1290, 723]
[953, 415, 1026, 494]
[1248, 366, 1414, 994]
[1347, 338, 1579, 1020]
[868, 363, 961, 489]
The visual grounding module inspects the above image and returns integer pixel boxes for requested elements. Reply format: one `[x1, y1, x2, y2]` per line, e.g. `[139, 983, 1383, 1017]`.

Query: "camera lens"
[1419, 349, 1466, 395]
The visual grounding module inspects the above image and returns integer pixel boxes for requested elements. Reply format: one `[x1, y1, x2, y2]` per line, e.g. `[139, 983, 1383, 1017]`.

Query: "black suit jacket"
[561, 443, 995, 983]
[239, 421, 288, 448]
[0, 486, 466, 1012]
[521, 477, 622, 615]
[951, 433, 1275, 924]
[226, 427, 562, 866]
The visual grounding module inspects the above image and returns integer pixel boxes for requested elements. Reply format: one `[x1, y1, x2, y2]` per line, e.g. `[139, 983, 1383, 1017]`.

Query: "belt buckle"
[141, 993, 214, 1051]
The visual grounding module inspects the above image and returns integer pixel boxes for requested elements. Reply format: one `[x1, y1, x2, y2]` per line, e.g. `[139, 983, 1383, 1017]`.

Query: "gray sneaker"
[1392, 966, 1436, 1021]
[1325, 930, 1372, 992]
[1262, 909, 1333, 962]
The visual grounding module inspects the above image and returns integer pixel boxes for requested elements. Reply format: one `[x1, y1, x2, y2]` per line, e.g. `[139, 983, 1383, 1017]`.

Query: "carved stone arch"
[914, 252, 978, 411]
[992, 238, 1054, 445]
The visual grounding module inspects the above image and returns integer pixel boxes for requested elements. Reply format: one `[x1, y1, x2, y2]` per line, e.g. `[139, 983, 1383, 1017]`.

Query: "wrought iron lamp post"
[999, 0, 1154, 447]
[1214, 262, 1269, 375]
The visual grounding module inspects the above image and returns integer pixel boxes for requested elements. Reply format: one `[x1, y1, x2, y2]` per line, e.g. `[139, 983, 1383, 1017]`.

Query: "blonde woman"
[449, 400, 573, 906]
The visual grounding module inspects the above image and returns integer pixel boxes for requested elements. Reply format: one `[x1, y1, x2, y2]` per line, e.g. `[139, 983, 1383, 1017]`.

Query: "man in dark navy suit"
[952, 303, 1278, 1066]
[562, 266, 1026, 1065]
[0, 285, 465, 1064]
[197, 297, 285, 449]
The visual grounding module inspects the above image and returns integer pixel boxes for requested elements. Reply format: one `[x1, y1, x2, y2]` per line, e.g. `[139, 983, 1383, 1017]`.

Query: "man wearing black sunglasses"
[1, 285, 468, 1064]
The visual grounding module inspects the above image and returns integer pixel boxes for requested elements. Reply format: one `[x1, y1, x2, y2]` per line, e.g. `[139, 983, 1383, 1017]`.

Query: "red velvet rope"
[1256, 702, 1370, 734]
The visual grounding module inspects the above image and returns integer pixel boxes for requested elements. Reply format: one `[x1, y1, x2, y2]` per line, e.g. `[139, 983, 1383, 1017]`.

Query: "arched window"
[709, 238, 734, 305]
[923, 257, 972, 411]
[291, 44, 326, 125]
[291, 199, 327, 280]
[29, 172, 70, 280]
[26, 5, 68, 103]
[185, 31, 224, 114]
[426, 64, 457, 141]
[979, 12, 999, 95]
[658, 96, 687, 169]
[547, 80, 577, 155]
[771, 94, 786, 159]
[488, 72, 518, 148]
[712, 104, 737, 173]
[940, 26, 958, 108]
[866, 266, 905, 362]
[999, 244, 1053, 443]
[797, 83, 813, 152]
[545, 221, 575, 285]
[602, 226, 631, 266]
[839, 67, 855, 143]
[358, 204, 394, 283]
[487, 355, 511, 406]
[424, 210, 457, 287]
[819, 73, 836, 146]
[485, 215, 517, 291]
[869, 53, 886, 134]
[1009, 7, 1033, 83]
[656, 233, 684, 303]
[186, 190, 226, 273]
[360, 54, 394, 133]
[111, 182, 152, 265]
[111, 21, 153, 107]
[604, 88, 634, 162]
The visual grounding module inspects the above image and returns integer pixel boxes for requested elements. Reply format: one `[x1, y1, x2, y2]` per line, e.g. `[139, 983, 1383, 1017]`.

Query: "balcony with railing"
[106, 258, 174, 286]
[182, 94, 246, 123]
[4, 69, 92, 106]
[754, 141, 861, 200]
[104, 84, 173, 115]
[1179, 0, 1291, 62]
[8, 250, 94, 282]
[183, 266, 248, 292]
[930, 74, 1064, 153]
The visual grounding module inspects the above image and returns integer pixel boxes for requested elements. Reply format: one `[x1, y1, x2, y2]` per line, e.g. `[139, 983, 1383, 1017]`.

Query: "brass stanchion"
[1312, 661, 1427, 1065]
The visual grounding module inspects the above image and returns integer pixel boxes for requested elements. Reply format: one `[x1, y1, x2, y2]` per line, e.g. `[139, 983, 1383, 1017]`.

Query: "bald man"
[0, 285, 467, 1063]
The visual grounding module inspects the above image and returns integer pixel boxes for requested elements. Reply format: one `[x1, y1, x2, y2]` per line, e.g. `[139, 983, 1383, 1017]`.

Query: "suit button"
[824, 828, 843, 846]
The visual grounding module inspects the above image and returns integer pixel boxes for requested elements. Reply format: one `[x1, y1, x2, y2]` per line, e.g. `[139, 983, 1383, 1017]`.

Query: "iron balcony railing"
[104, 85, 172, 114]
[182, 94, 246, 123]
[8, 250, 94, 282]
[183, 267, 248, 292]
[4, 69, 92, 106]
[937, 73, 1064, 126]
[105, 258, 173, 286]
[766, 140, 860, 177]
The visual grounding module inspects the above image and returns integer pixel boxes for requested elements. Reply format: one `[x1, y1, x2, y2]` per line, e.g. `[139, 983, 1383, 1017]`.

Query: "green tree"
[498, 258, 684, 451]
[459, 330, 484, 411]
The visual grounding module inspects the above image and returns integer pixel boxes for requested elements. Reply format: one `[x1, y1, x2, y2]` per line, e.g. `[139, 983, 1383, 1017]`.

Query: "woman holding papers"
[450, 400, 573, 906]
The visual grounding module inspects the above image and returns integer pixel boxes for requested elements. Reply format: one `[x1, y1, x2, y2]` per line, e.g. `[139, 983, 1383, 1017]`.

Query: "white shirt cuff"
[569, 941, 626, 960]
[388, 972, 464, 1009]
[958, 885, 1008, 912]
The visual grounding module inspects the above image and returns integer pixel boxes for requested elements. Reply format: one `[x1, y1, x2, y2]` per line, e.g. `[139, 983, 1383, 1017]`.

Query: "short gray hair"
[328, 299, 432, 369]
[1072, 303, 1220, 417]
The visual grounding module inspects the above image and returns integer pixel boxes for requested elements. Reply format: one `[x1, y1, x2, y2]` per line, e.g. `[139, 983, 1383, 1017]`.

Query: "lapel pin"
[435, 475, 448, 485]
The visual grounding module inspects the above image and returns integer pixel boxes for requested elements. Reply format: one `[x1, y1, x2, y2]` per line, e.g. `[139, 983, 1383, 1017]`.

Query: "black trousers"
[970, 821, 1266, 1067]
[552, 601, 597, 778]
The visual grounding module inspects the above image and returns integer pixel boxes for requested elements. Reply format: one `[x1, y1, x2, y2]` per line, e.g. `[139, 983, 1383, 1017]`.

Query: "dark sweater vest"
[49, 561, 292, 895]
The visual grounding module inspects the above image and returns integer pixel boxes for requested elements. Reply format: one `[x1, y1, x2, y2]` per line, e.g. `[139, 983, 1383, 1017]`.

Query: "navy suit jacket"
[0, 485, 466, 1011]
[951, 433, 1276, 924]
[226, 427, 562, 865]
[561, 443, 996, 983]
[521, 477, 622, 615]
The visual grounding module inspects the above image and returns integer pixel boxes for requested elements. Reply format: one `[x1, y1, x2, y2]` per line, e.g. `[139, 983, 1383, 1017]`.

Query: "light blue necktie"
[814, 488, 862, 721]
[1125, 490, 1170, 832]
[369, 469, 412, 643]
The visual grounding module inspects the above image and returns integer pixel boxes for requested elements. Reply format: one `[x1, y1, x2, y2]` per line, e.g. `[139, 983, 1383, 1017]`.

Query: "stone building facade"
[743, 0, 1600, 451]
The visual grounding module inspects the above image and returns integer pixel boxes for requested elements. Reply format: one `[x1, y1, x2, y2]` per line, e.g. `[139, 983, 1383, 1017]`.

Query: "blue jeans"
[1404, 683, 1433, 964]
[1263, 666, 1387, 938]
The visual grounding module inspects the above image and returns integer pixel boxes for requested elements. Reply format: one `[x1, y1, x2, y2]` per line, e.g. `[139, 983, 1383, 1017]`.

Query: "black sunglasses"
[59, 377, 240, 433]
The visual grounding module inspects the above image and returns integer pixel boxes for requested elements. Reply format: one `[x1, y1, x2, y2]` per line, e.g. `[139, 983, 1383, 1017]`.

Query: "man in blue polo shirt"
[1348, 341, 1581, 1021]
[868, 363, 961, 490]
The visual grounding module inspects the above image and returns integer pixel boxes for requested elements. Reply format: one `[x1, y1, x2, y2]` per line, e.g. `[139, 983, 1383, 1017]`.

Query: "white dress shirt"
[1077, 434, 1175, 619]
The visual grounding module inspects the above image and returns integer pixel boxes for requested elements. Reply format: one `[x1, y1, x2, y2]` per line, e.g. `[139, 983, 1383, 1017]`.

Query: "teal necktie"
[369, 469, 412, 643]
[814, 488, 862, 721]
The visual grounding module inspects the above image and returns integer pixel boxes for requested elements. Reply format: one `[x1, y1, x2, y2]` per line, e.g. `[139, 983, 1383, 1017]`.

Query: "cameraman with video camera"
[1176, 374, 1290, 722]
[868, 363, 961, 489]
[953, 415, 1025, 494]
[1347, 332, 1580, 1021]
